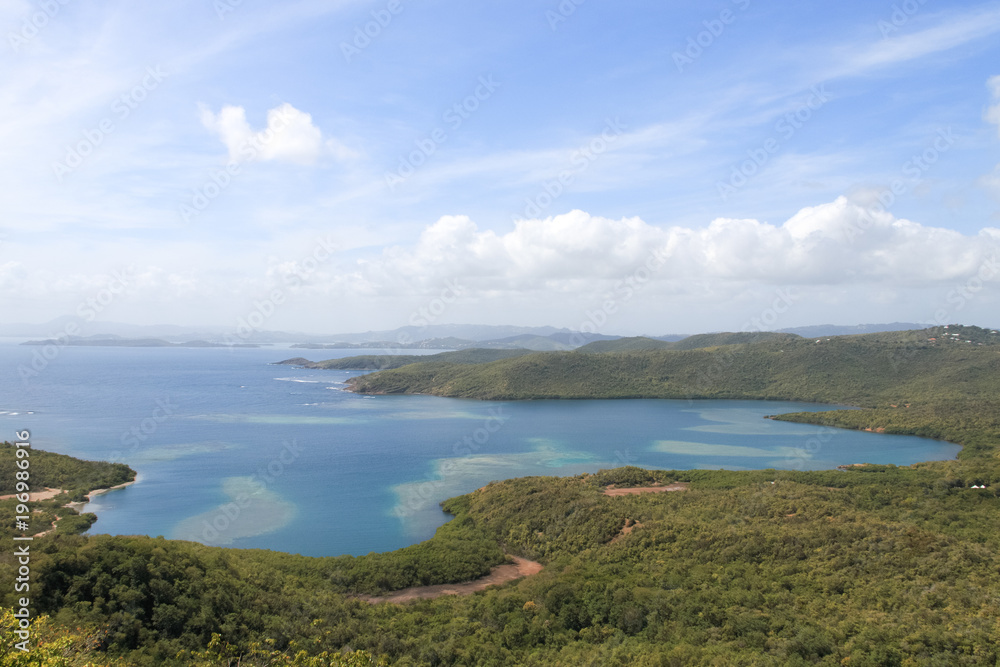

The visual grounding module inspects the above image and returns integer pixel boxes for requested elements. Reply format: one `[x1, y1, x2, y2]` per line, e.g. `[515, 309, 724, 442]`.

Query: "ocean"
[0, 340, 961, 557]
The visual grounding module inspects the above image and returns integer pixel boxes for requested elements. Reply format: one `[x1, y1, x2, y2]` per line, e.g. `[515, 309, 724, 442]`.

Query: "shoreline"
[65, 477, 139, 512]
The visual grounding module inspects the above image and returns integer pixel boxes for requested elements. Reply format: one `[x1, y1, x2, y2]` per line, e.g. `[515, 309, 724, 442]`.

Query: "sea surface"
[0, 340, 961, 557]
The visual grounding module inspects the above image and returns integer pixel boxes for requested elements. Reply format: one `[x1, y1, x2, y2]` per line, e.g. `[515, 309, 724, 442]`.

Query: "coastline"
[65, 477, 139, 512]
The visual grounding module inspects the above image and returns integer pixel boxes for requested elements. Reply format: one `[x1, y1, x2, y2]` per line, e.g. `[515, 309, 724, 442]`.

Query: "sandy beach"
[64, 478, 139, 511]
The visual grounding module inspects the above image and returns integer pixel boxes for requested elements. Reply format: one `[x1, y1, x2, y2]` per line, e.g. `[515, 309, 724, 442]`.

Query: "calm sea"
[0, 340, 960, 557]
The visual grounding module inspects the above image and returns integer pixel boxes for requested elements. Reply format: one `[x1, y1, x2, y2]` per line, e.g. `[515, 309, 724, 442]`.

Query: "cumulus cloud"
[5, 201, 998, 331]
[345, 199, 1000, 297]
[200, 102, 356, 165]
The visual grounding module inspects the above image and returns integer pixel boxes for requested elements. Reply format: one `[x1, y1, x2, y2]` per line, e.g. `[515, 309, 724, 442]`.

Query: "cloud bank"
[3, 199, 997, 330]
[345, 198, 999, 296]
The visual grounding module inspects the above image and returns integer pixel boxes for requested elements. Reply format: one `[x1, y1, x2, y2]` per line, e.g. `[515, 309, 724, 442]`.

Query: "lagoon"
[0, 342, 961, 557]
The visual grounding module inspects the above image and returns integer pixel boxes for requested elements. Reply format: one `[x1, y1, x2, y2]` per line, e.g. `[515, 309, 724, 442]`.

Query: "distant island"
[22, 336, 261, 348]
[276, 347, 535, 370]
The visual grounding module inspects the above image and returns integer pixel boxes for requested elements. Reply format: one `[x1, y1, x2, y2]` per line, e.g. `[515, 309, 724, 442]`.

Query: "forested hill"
[347, 325, 1000, 404]
[0, 443, 136, 542]
[0, 442, 133, 495]
[4, 325, 1000, 665]
[277, 347, 533, 370]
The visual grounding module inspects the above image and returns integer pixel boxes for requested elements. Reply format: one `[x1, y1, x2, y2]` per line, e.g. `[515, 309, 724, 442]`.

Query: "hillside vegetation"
[347, 326, 1000, 406]
[280, 348, 533, 370]
[575, 336, 675, 353]
[4, 325, 1000, 666]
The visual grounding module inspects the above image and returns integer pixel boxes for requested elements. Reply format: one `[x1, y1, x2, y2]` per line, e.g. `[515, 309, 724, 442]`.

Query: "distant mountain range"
[21, 335, 260, 348]
[0, 317, 965, 351]
[776, 323, 926, 337]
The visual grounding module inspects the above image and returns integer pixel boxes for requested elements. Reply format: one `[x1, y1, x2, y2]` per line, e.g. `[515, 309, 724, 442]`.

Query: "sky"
[2, 0, 1000, 336]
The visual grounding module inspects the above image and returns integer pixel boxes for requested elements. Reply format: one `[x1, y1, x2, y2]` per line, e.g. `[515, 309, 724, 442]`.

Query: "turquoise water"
[0, 341, 960, 557]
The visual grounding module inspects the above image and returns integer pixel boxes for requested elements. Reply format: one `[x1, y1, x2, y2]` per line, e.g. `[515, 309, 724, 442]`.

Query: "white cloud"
[345, 199, 1000, 297]
[832, 6, 1000, 79]
[3, 200, 998, 331]
[200, 102, 356, 165]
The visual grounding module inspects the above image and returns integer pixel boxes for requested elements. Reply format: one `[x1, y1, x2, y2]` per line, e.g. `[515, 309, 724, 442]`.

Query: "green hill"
[0, 442, 136, 541]
[575, 336, 675, 353]
[575, 332, 802, 354]
[670, 330, 801, 350]
[7, 324, 1000, 666]
[279, 347, 534, 370]
[346, 326, 1000, 404]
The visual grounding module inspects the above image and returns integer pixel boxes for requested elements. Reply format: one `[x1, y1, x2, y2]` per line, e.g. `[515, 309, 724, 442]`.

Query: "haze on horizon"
[2, 1, 1000, 336]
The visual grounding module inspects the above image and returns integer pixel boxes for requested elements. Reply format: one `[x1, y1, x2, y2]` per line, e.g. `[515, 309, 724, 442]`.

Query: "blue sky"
[2, 0, 1000, 335]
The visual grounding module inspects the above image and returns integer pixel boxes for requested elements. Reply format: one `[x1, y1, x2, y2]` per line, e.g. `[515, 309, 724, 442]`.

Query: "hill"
[0, 442, 136, 541]
[575, 336, 675, 353]
[290, 336, 477, 350]
[278, 347, 534, 370]
[7, 324, 1000, 666]
[669, 331, 801, 350]
[779, 322, 928, 337]
[346, 326, 1000, 403]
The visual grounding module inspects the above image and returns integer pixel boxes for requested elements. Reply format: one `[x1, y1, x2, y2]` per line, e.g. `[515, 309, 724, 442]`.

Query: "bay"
[0, 341, 961, 557]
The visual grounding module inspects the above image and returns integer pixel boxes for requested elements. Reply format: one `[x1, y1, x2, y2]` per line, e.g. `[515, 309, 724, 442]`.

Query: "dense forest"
[3, 325, 1000, 665]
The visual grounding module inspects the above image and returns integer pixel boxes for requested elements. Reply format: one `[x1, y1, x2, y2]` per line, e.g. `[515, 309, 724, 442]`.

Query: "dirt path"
[33, 514, 62, 538]
[0, 487, 66, 502]
[603, 482, 689, 496]
[361, 556, 543, 604]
